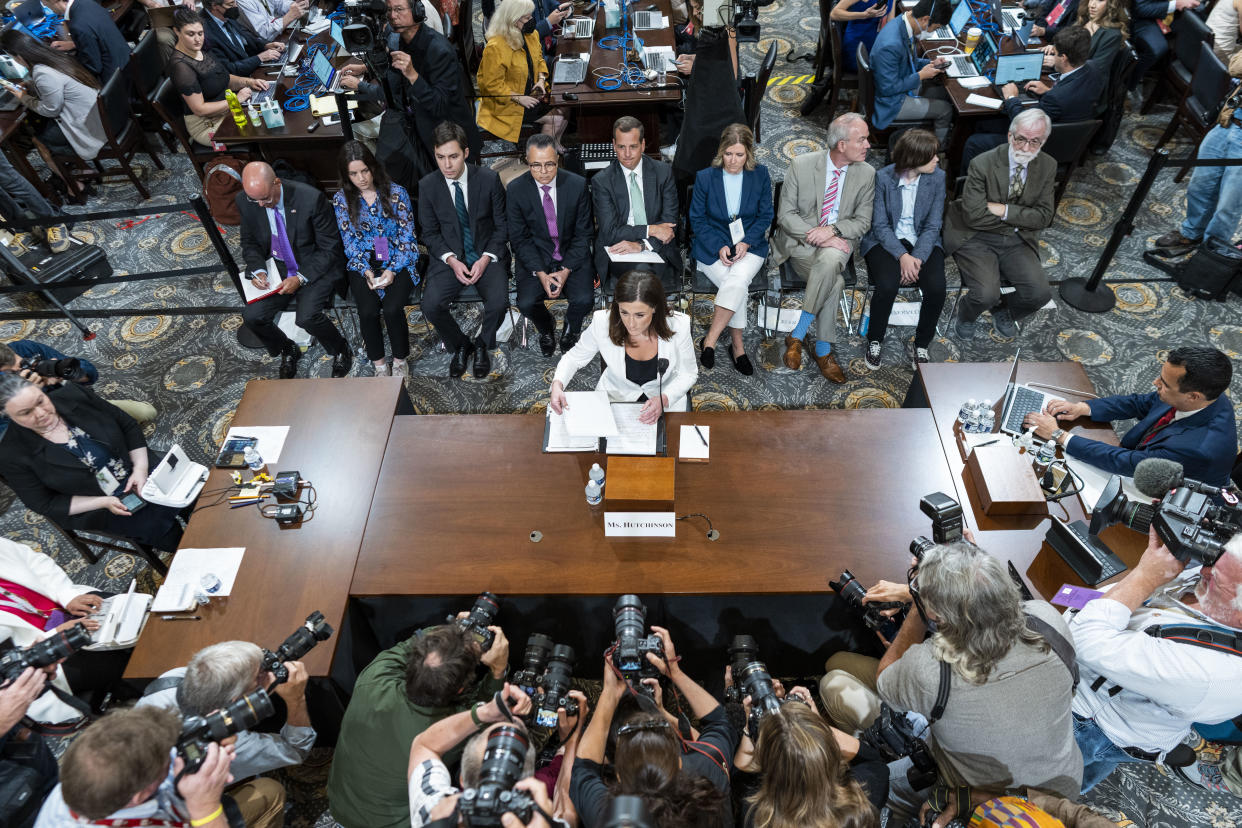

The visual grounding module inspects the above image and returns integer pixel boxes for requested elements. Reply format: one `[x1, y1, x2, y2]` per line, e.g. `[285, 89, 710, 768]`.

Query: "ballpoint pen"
[694, 426, 708, 446]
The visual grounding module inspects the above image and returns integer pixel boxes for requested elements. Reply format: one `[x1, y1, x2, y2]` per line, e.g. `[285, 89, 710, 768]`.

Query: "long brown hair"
[0, 28, 99, 89]
[613, 713, 726, 828]
[608, 270, 674, 346]
[337, 140, 395, 226]
[1076, 0, 1127, 39]
[747, 703, 877, 828]
[710, 123, 757, 171]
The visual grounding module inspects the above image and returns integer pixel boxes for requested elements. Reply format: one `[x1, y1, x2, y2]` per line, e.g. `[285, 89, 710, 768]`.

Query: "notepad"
[679, 425, 710, 462]
[152, 548, 245, 611]
[241, 257, 282, 304]
[607, 248, 665, 264]
[965, 93, 1003, 109]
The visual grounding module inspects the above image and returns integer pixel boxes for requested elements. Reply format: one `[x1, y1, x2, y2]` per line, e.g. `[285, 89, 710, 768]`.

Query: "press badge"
[728, 218, 745, 245]
[95, 468, 120, 496]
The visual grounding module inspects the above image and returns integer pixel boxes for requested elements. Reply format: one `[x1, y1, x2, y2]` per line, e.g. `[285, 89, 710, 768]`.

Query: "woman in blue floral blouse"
[332, 141, 420, 378]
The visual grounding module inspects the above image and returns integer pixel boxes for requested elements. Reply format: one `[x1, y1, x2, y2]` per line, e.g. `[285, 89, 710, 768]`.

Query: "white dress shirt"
[895, 173, 921, 245]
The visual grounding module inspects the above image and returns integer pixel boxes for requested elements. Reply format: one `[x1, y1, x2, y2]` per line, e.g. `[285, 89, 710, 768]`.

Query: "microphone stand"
[656, 357, 669, 456]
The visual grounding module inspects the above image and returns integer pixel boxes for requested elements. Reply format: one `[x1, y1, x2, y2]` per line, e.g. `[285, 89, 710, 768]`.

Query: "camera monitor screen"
[994, 50, 1044, 84]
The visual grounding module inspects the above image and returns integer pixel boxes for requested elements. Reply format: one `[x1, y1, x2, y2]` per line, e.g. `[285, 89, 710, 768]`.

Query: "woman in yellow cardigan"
[476, 0, 568, 147]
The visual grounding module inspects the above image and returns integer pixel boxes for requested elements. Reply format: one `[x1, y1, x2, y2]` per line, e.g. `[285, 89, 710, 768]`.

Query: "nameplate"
[604, 512, 676, 537]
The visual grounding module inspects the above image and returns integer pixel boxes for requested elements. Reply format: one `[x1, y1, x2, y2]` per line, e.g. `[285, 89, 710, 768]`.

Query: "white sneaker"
[372, 360, 391, 377]
[391, 359, 408, 379]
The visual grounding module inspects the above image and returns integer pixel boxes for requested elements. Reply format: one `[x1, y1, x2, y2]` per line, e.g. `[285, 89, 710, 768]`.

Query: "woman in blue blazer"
[859, 129, 946, 371]
[689, 124, 774, 375]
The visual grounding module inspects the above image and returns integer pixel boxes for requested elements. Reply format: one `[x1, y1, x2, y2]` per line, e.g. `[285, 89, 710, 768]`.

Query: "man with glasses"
[944, 108, 1056, 341]
[505, 134, 595, 356]
[236, 161, 353, 378]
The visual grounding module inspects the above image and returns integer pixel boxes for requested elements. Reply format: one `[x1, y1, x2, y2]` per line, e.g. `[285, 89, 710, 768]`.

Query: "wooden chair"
[38, 69, 163, 201]
[1041, 119, 1103, 205]
[742, 41, 778, 141]
[128, 29, 177, 153]
[149, 77, 224, 179]
[1155, 42, 1232, 181]
[1142, 11, 1213, 113]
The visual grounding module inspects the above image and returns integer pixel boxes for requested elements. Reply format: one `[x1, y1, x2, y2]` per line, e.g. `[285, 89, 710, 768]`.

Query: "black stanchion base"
[1059, 278, 1117, 313]
[237, 326, 266, 350]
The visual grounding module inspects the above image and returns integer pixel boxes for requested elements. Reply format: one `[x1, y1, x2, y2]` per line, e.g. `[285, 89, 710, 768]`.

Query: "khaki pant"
[229, 777, 286, 828]
[817, 651, 882, 735]
[186, 112, 227, 148]
[786, 245, 850, 344]
[105, 399, 156, 423]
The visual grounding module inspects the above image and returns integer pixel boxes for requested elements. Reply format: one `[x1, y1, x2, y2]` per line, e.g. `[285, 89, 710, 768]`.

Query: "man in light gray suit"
[946, 109, 1056, 340]
[772, 113, 876, 383]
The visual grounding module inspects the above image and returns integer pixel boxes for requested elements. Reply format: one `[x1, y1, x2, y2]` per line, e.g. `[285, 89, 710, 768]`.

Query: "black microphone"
[657, 357, 669, 456]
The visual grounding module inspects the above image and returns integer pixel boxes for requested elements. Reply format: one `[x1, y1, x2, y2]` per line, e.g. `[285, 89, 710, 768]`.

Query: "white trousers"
[697, 252, 764, 329]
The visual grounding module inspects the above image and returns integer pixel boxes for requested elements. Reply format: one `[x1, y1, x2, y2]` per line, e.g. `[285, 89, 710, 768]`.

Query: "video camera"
[0, 624, 91, 683]
[724, 635, 795, 739]
[449, 592, 500, 652]
[1091, 458, 1242, 566]
[729, 0, 773, 41]
[458, 724, 537, 827]
[20, 355, 87, 383]
[341, 0, 388, 57]
[177, 689, 274, 774]
[609, 595, 664, 695]
[260, 611, 334, 685]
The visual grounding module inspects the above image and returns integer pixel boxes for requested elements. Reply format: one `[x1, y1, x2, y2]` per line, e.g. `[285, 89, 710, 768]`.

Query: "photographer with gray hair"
[819, 536, 1082, 826]
[137, 640, 314, 827]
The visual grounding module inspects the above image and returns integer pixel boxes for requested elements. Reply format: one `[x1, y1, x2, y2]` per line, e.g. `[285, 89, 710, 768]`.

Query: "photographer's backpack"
[1176, 238, 1242, 301]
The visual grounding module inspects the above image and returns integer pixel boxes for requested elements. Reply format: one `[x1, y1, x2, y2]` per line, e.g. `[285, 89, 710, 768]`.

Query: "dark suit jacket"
[1002, 61, 1105, 122]
[1086, 26, 1124, 79]
[397, 23, 482, 160]
[1131, 0, 1169, 22]
[203, 10, 268, 76]
[591, 158, 682, 276]
[506, 169, 594, 279]
[1067, 391, 1238, 487]
[235, 179, 345, 284]
[943, 143, 1056, 255]
[65, 0, 131, 84]
[416, 164, 509, 277]
[0, 382, 145, 524]
[860, 164, 946, 262]
[689, 165, 774, 263]
[1035, 0, 1080, 37]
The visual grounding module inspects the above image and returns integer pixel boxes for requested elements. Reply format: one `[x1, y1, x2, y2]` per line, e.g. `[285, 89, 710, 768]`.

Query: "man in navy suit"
[202, 0, 284, 76]
[506, 135, 595, 357]
[961, 26, 1105, 170]
[45, 0, 130, 84]
[869, 0, 954, 143]
[1024, 347, 1238, 487]
[1128, 0, 1200, 107]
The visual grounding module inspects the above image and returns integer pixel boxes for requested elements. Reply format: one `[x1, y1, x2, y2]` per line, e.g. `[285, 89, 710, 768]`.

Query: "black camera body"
[860, 702, 939, 790]
[177, 689, 274, 774]
[917, 492, 964, 547]
[530, 643, 578, 729]
[341, 0, 388, 57]
[449, 592, 500, 652]
[725, 635, 793, 738]
[0, 624, 91, 683]
[513, 633, 553, 697]
[260, 611, 333, 685]
[828, 570, 906, 631]
[609, 595, 664, 693]
[21, 355, 86, 383]
[458, 724, 535, 827]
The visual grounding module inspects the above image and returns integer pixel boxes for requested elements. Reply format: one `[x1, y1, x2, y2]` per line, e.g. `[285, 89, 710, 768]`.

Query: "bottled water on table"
[958, 398, 978, 430]
[585, 479, 602, 506]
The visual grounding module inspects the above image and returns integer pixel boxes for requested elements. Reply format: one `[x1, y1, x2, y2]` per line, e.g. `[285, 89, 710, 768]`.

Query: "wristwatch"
[829, 224, 841, 237]
[1050, 428, 1066, 444]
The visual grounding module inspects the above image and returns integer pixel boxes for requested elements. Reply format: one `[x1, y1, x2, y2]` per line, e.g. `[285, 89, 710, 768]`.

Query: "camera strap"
[1145, 623, 1242, 656]
[21, 684, 92, 735]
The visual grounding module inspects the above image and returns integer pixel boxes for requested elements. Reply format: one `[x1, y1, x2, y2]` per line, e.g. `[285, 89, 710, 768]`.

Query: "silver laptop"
[553, 55, 589, 84]
[642, 48, 674, 74]
[564, 16, 594, 38]
[633, 9, 661, 28]
[998, 349, 1056, 435]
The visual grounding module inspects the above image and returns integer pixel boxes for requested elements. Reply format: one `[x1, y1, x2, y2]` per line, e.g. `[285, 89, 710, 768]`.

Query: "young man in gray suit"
[945, 109, 1056, 340]
[772, 113, 875, 383]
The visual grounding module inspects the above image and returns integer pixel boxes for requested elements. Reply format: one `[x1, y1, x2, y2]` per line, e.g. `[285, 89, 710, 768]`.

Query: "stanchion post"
[335, 91, 354, 142]
[188, 193, 265, 349]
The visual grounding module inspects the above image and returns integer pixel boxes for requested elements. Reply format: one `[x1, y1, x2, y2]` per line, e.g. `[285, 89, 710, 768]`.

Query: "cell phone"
[120, 493, 146, 513]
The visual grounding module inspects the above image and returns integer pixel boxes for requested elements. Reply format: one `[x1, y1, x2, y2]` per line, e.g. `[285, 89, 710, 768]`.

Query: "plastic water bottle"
[225, 89, 247, 126]
[958, 398, 978, 429]
[247, 103, 262, 127]
[1033, 439, 1057, 477]
[585, 479, 602, 506]
[589, 463, 605, 493]
[196, 572, 222, 605]
[243, 445, 265, 474]
[977, 399, 995, 435]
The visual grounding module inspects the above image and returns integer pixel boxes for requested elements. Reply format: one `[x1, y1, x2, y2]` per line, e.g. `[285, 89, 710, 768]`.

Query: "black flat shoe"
[700, 342, 716, 369]
[278, 343, 300, 379]
[473, 338, 491, 379]
[730, 344, 753, 376]
[331, 350, 353, 378]
[539, 331, 556, 357]
[450, 342, 474, 378]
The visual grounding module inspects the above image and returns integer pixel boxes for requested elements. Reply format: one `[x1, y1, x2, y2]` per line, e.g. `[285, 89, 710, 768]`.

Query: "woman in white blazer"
[549, 270, 698, 422]
[0, 536, 118, 722]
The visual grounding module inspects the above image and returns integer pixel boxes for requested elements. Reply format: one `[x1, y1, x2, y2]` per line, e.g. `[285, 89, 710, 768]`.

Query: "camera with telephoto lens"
[20, 355, 86, 383]
[910, 491, 964, 557]
[177, 689, 274, 774]
[341, 0, 388, 57]
[458, 724, 536, 827]
[724, 635, 794, 739]
[512, 633, 553, 697]
[0, 624, 91, 683]
[260, 611, 334, 685]
[609, 595, 664, 694]
[602, 796, 655, 828]
[829, 571, 907, 631]
[530, 643, 579, 729]
[449, 592, 500, 652]
[1089, 464, 1242, 566]
[859, 702, 939, 790]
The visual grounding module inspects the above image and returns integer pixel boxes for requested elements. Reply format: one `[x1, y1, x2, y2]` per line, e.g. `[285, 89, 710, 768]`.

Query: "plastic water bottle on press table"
[958, 398, 978, 431]
[589, 463, 605, 493]
[976, 399, 995, 435]
[1033, 439, 1057, 477]
[243, 445, 265, 474]
[585, 479, 602, 506]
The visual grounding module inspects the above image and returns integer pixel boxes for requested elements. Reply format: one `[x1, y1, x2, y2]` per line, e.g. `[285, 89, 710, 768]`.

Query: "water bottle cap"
[591, 463, 602, 471]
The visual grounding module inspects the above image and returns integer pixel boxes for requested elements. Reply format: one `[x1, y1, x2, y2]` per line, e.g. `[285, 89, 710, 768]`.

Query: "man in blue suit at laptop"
[870, 0, 954, 143]
[1024, 347, 1238, 487]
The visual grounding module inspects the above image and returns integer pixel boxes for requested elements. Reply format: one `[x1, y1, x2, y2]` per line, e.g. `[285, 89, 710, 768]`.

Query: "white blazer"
[0, 537, 95, 723]
[553, 310, 698, 410]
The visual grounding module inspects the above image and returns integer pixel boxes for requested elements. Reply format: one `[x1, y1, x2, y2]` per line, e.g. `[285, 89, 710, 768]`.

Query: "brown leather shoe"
[815, 349, 847, 383]
[782, 335, 804, 370]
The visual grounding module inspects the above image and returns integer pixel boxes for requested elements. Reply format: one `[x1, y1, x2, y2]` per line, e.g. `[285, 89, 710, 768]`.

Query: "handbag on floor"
[1176, 238, 1242, 301]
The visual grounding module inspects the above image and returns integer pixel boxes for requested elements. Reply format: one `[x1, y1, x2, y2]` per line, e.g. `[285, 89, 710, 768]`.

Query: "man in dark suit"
[506, 135, 595, 356]
[591, 116, 681, 285]
[1129, 0, 1200, 105]
[1024, 347, 1238, 488]
[45, 0, 131, 84]
[417, 122, 509, 380]
[236, 162, 352, 379]
[945, 109, 1056, 340]
[962, 26, 1106, 169]
[202, 0, 283, 76]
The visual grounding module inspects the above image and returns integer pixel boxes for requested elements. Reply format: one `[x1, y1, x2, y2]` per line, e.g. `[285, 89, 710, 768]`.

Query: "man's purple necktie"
[272, 207, 299, 277]
[541, 185, 561, 261]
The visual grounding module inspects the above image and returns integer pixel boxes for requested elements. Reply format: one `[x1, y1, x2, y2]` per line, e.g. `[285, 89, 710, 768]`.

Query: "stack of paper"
[965, 93, 1003, 109]
[152, 548, 245, 612]
[605, 404, 659, 456]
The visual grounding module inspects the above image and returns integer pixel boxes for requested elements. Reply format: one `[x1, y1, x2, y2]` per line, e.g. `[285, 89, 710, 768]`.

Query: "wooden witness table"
[123, 377, 410, 679]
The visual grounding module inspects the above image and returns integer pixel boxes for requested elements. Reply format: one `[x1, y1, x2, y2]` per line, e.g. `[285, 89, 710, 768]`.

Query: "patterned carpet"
[3, 0, 1241, 824]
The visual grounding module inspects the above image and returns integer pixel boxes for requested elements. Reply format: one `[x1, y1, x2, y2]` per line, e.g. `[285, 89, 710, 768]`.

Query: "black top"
[625, 353, 658, 386]
[168, 48, 231, 104]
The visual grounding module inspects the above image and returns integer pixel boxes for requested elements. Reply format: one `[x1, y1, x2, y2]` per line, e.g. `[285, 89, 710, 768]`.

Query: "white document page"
[679, 425, 709, 460]
[563, 391, 619, 437]
[546, 409, 600, 452]
[223, 425, 290, 465]
[965, 93, 1003, 109]
[607, 248, 665, 263]
[152, 548, 245, 611]
[241, 258, 281, 303]
[605, 403, 658, 455]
